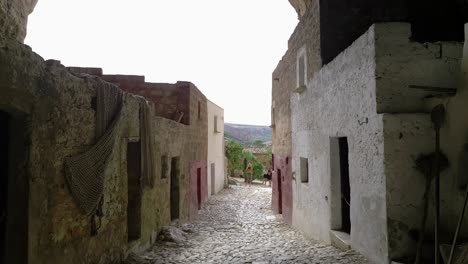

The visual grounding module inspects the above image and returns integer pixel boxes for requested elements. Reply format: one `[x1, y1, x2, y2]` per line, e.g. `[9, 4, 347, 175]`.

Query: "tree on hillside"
[225, 140, 244, 177]
[226, 140, 265, 180]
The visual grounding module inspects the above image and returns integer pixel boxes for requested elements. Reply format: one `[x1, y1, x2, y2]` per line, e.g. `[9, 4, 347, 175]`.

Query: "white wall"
[207, 100, 225, 197]
[291, 23, 388, 263]
[290, 22, 464, 263]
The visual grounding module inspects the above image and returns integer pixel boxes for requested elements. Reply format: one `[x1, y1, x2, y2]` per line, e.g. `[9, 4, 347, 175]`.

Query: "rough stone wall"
[185, 82, 208, 219]
[383, 114, 434, 260]
[288, 0, 313, 18]
[375, 23, 465, 261]
[289, 21, 466, 263]
[99, 76, 190, 125]
[90, 74, 209, 221]
[93, 74, 210, 241]
[271, 1, 321, 223]
[0, 0, 37, 42]
[272, 0, 321, 158]
[0, 41, 142, 264]
[290, 25, 389, 263]
[137, 117, 190, 252]
[207, 100, 225, 197]
[374, 23, 463, 113]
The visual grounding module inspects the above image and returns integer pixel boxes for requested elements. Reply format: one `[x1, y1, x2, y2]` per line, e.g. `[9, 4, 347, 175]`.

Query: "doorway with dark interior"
[330, 137, 352, 234]
[277, 169, 282, 214]
[197, 168, 202, 210]
[339, 137, 351, 233]
[0, 111, 9, 264]
[1, 110, 29, 264]
[170, 157, 180, 220]
[127, 141, 142, 242]
[211, 163, 215, 195]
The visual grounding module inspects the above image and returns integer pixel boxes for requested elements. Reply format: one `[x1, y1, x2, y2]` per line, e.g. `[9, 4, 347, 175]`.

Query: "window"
[298, 56, 305, 86]
[300, 157, 309, 183]
[214, 115, 220, 133]
[197, 100, 201, 120]
[294, 46, 307, 94]
[161, 155, 168, 179]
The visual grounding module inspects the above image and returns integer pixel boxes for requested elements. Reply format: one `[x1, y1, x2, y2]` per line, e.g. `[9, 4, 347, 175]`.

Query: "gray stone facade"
[277, 12, 468, 263]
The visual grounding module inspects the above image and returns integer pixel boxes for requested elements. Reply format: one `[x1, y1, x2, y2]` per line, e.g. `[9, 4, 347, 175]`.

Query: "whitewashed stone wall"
[291, 22, 464, 263]
[291, 23, 388, 263]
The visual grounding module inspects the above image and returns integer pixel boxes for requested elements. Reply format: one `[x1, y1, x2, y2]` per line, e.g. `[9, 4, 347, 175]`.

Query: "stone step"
[330, 230, 351, 251]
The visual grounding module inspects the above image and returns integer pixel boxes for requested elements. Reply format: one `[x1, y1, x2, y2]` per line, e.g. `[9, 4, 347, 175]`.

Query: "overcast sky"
[25, 0, 298, 126]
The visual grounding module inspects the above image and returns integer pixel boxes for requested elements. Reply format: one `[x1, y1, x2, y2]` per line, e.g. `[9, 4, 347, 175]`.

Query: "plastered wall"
[291, 24, 388, 263]
[207, 100, 225, 197]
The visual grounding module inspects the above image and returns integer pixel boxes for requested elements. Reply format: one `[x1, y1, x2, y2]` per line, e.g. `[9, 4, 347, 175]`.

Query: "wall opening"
[214, 116, 220, 133]
[197, 168, 202, 210]
[127, 141, 142, 242]
[161, 155, 168, 179]
[1, 110, 29, 264]
[339, 138, 351, 234]
[330, 137, 351, 234]
[296, 47, 307, 88]
[197, 100, 201, 120]
[300, 157, 309, 183]
[170, 157, 180, 221]
[211, 163, 216, 195]
[277, 169, 283, 214]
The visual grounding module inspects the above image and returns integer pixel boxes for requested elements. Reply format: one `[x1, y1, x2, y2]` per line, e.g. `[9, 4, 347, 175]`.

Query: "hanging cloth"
[64, 77, 123, 215]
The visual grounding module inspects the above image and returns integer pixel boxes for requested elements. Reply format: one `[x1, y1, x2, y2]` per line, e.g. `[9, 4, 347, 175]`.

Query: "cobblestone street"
[127, 184, 370, 264]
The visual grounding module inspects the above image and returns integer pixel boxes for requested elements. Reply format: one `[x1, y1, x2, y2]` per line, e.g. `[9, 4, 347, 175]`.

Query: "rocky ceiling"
[289, 0, 312, 18]
[0, 0, 38, 42]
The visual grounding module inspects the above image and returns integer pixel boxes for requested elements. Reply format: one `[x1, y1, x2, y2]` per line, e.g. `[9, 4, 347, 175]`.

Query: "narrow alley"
[125, 184, 369, 264]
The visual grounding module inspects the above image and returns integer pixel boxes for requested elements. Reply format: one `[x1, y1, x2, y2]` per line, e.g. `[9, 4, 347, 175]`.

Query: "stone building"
[273, 0, 468, 263]
[207, 100, 226, 197]
[0, 1, 225, 263]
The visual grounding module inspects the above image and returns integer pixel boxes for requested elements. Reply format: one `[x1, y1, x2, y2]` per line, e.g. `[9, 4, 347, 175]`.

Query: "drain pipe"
[431, 104, 445, 264]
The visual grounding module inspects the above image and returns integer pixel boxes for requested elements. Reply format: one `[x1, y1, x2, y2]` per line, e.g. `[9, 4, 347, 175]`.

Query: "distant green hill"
[224, 123, 272, 146]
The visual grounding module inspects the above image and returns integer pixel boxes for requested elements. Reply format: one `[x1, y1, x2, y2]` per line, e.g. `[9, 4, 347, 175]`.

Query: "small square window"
[300, 157, 309, 183]
[161, 155, 168, 179]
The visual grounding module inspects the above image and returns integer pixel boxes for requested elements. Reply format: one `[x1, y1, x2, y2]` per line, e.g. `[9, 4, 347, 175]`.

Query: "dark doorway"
[0, 111, 9, 264]
[339, 137, 351, 233]
[197, 168, 202, 210]
[277, 169, 282, 214]
[127, 142, 141, 242]
[170, 157, 180, 220]
[1, 110, 28, 264]
[211, 163, 215, 195]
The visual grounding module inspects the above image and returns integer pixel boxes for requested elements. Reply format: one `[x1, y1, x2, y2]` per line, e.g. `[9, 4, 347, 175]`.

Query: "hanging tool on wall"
[447, 146, 468, 264]
[431, 104, 446, 264]
[414, 153, 449, 264]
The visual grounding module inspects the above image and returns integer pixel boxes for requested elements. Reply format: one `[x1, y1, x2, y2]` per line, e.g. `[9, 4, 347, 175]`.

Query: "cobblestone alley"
[125, 184, 370, 264]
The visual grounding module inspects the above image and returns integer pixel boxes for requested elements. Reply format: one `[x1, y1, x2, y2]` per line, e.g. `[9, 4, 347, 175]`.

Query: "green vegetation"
[225, 140, 244, 177]
[225, 140, 264, 180]
[253, 140, 265, 147]
[267, 147, 272, 162]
